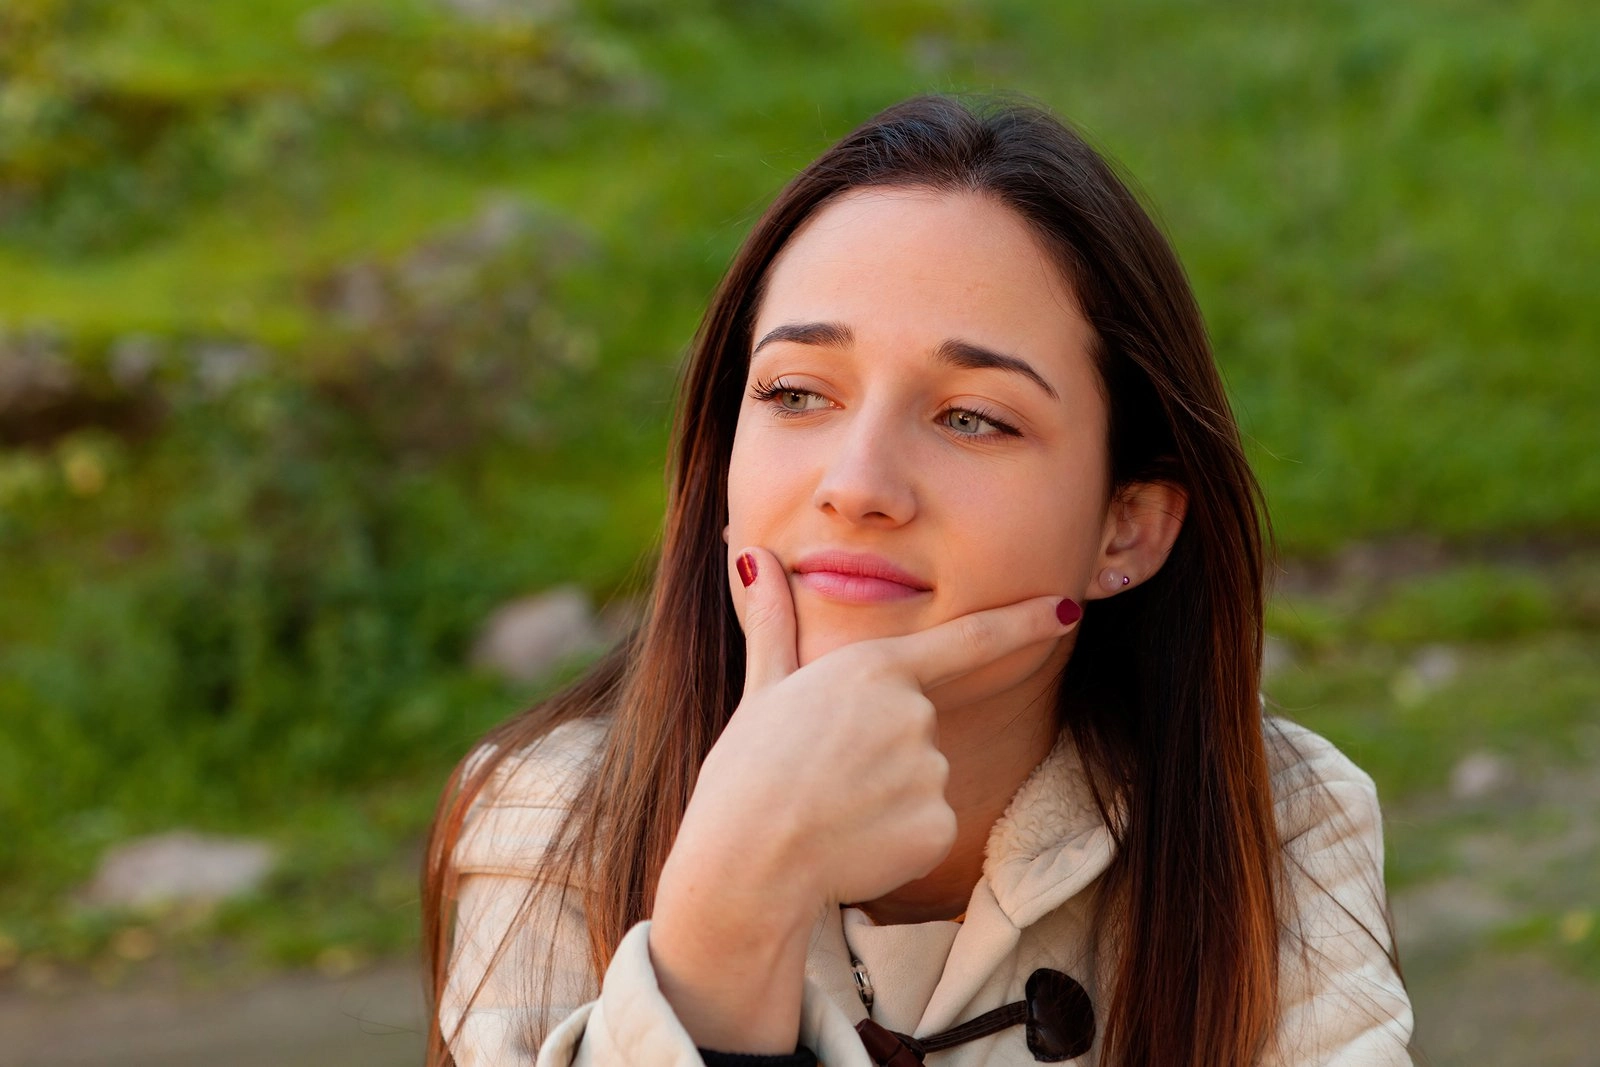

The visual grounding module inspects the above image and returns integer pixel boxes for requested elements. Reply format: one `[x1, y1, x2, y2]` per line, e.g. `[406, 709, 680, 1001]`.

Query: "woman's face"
[727, 186, 1113, 708]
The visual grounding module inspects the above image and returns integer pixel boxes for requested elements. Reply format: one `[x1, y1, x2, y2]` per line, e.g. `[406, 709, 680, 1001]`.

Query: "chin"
[794, 610, 919, 667]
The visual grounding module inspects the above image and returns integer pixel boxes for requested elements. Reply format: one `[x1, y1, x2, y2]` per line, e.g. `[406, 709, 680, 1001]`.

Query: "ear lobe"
[1084, 481, 1187, 600]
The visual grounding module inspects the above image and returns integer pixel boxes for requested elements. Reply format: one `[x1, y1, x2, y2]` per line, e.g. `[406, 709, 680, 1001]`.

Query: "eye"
[776, 388, 823, 412]
[749, 377, 831, 416]
[940, 407, 1021, 437]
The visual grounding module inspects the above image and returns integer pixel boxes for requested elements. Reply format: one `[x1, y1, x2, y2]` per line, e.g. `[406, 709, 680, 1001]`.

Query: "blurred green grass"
[0, 0, 1596, 986]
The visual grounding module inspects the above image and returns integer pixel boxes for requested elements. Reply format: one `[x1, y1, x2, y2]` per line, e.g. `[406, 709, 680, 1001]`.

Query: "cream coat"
[441, 716, 1414, 1066]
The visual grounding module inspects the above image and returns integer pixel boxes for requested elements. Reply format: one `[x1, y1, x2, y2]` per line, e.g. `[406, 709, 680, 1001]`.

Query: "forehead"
[753, 186, 1096, 375]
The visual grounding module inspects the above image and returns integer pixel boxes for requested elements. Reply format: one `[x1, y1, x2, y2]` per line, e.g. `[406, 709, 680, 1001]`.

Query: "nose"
[811, 416, 918, 527]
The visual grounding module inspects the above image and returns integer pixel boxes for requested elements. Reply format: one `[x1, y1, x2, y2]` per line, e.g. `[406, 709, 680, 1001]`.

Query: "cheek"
[938, 471, 1103, 609]
[725, 419, 794, 543]
[725, 421, 804, 635]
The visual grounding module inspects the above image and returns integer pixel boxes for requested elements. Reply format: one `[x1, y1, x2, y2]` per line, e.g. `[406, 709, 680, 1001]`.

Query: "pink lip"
[792, 551, 933, 603]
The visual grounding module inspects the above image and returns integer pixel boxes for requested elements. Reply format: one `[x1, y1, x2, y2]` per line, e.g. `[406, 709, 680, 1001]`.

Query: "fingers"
[734, 546, 800, 694]
[886, 595, 1081, 691]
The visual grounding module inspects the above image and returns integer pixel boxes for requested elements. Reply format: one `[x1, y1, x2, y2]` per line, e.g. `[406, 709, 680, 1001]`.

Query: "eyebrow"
[752, 320, 1059, 401]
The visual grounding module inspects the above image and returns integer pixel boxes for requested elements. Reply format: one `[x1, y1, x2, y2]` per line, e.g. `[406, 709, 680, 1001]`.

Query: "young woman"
[422, 95, 1414, 1066]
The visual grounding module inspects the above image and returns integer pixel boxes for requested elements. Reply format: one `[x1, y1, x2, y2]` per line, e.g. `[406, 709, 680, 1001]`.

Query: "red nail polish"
[1056, 598, 1082, 626]
[737, 553, 758, 587]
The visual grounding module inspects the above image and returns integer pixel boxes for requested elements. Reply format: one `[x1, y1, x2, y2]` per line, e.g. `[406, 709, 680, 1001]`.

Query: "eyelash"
[747, 377, 1023, 438]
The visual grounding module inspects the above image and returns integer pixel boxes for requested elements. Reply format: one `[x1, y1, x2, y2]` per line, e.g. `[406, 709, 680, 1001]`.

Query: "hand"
[648, 545, 1081, 1051]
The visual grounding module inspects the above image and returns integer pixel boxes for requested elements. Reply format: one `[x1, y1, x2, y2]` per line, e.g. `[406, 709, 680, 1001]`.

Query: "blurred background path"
[0, 962, 423, 1066]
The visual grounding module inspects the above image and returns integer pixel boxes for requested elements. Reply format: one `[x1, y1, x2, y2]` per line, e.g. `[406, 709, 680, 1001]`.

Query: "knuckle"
[833, 642, 871, 668]
[954, 613, 998, 654]
[744, 596, 785, 634]
[911, 804, 958, 868]
[839, 642, 889, 680]
[887, 693, 936, 741]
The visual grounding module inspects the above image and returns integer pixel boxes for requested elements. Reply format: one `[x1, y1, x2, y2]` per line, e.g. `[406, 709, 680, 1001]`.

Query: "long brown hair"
[424, 94, 1283, 1067]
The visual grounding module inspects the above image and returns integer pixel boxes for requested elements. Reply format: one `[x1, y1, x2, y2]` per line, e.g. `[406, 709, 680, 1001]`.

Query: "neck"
[856, 653, 1064, 926]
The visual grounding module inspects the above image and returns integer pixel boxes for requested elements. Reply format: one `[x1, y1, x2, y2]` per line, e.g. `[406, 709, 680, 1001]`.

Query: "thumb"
[734, 546, 799, 695]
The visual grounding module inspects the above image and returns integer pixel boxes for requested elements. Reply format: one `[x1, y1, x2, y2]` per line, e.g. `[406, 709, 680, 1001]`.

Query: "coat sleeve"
[438, 722, 849, 1066]
[1264, 722, 1416, 1066]
[438, 721, 619, 1065]
[435, 718, 688, 1065]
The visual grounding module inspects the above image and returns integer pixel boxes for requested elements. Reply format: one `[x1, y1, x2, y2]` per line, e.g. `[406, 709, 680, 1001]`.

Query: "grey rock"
[468, 194, 535, 255]
[109, 334, 164, 389]
[0, 333, 75, 414]
[1393, 643, 1465, 707]
[471, 585, 605, 683]
[1412, 644, 1462, 688]
[1450, 751, 1510, 801]
[1262, 634, 1295, 679]
[192, 342, 263, 397]
[80, 831, 277, 910]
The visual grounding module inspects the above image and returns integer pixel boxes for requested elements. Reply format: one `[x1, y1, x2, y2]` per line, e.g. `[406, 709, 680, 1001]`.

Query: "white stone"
[469, 195, 535, 254]
[80, 831, 277, 910]
[1262, 635, 1295, 679]
[192, 342, 262, 397]
[109, 334, 163, 389]
[0, 342, 74, 412]
[1450, 751, 1510, 801]
[1412, 644, 1461, 688]
[470, 585, 605, 683]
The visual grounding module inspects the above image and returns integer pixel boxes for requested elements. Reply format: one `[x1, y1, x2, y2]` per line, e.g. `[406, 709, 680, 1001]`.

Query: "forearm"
[648, 850, 817, 1054]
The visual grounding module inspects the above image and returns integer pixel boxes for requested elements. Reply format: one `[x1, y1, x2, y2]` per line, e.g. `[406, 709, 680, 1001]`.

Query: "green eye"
[941, 407, 1022, 438]
[945, 409, 990, 434]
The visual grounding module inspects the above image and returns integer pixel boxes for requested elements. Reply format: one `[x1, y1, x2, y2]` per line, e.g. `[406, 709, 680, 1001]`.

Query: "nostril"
[812, 474, 917, 527]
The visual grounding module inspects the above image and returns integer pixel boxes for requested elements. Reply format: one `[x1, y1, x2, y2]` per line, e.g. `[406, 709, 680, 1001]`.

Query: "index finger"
[881, 596, 1082, 691]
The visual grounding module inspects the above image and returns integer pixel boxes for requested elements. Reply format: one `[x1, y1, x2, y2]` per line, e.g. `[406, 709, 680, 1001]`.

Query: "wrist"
[648, 895, 815, 1053]
[653, 847, 821, 963]
[649, 840, 821, 1054]
[660, 816, 822, 932]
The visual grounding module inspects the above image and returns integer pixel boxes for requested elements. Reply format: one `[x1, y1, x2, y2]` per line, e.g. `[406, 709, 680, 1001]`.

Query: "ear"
[1082, 481, 1187, 601]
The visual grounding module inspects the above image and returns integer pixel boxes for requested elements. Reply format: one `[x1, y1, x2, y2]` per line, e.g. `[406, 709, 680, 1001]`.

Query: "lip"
[792, 550, 933, 603]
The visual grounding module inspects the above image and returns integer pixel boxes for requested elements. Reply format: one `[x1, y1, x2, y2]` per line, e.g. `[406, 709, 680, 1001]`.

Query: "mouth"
[791, 550, 933, 604]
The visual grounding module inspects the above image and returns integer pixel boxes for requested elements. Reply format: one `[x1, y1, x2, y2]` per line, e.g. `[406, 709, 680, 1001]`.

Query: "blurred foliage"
[0, 0, 633, 254]
[0, 0, 1596, 985]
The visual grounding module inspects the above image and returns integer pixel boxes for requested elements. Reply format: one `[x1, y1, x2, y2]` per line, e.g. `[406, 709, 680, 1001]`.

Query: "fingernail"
[1056, 598, 1082, 626]
[737, 553, 758, 587]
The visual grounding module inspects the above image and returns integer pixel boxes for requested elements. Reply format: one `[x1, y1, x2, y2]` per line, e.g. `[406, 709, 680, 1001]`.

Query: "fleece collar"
[902, 730, 1120, 1035]
[979, 728, 1119, 928]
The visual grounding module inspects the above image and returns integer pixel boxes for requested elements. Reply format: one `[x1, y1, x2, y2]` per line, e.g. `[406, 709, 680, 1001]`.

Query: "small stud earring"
[1101, 570, 1131, 591]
